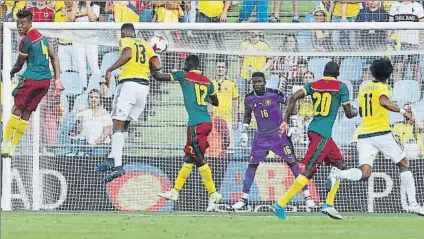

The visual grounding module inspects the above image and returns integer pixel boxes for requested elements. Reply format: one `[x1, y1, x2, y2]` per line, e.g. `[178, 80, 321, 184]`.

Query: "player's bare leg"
[2, 106, 31, 158]
[330, 159, 424, 216]
[96, 120, 128, 182]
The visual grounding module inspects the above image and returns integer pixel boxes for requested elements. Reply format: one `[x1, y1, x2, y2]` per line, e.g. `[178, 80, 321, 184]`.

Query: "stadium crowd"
[0, 1, 423, 160]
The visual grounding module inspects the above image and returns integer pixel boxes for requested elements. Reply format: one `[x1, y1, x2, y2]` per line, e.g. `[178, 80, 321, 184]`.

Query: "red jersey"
[28, 7, 55, 22]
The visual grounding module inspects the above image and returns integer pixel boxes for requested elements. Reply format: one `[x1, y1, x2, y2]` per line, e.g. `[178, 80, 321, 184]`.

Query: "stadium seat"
[414, 99, 424, 119]
[61, 72, 84, 96]
[389, 111, 405, 125]
[297, 35, 314, 52]
[339, 57, 364, 83]
[392, 80, 420, 103]
[100, 52, 120, 72]
[332, 118, 356, 147]
[308, 58, 331, 79]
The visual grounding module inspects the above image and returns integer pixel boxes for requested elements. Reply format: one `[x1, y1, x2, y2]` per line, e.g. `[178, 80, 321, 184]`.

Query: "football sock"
[108, 132, 125, 167]
[4, 114, 20, 142]
[288, 162, 309, 191]
[278, 175, 309, 207]
[340, 168, 362, 181]
[174, 162, 193, 191]
[326, 179, 341, 206]
[242, 164, 258, 194]
[11, 119, 28, 146]
[400, 171, 418, 205]
[199, 163, 216, 194]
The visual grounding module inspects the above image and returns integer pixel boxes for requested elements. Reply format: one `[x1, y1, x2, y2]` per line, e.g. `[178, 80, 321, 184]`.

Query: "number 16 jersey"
[119, 37, 157, 81]
[172, 70, 216, 126]
[357, 81, 391, 138]
[303, 77, 350, 139]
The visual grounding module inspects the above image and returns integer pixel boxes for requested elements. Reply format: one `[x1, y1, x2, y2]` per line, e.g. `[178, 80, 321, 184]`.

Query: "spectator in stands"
[311, 8, 331, 52]
[40, 80, 63, 154]
[205, 115, 230, 158]
[28, 0, 55, 22]
[356, 1, 388, 50]
[198, 1, 231, 23]
[328, 1, 361, 49]
[113, 1, 140, 22]
[153, 1, 184, 46]
[72, 1, 101, 90]
[69, 89, 112, 157]
[237, 31, 271, 96]
[55, 0, 78, 74]
[271, 0, 300, 22]
[238, 0, 269, 23]
[4, 1, 26, 21]
[388, 0, 423, 85]
[139, 1, 154, 22]
[1, 2, 13, 22]
[211, 59, 239, 152]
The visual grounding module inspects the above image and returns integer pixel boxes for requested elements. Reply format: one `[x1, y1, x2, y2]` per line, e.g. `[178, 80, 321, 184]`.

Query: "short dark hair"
[216, 57, 229, 68]
[121, 23, 135, 32]
[371, 57, 393, 81]
[323, 61, 340, 78]
[252, 72, 265, 81]
[16, 9, 33, 21]
[186, 55, 200, 69]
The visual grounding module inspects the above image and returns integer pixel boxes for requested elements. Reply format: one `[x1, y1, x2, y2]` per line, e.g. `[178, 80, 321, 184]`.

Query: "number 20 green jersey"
[171, 70, 216, 126]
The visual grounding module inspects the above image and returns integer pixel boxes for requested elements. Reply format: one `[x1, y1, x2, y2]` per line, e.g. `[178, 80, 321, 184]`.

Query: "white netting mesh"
[2, 23, 424, 213]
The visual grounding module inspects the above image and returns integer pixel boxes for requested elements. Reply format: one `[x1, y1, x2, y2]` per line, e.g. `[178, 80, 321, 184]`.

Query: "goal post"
[2, 22, 424, 213]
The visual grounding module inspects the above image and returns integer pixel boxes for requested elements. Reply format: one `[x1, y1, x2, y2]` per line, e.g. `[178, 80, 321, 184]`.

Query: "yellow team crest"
[265, 100, 271, 106]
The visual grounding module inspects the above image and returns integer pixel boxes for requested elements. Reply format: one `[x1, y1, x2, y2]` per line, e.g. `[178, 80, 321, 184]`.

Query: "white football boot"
[232, 198, 248, 210]
[158, 188, 179, 201]
[409, 204, 424, 216]
[305, 196, 316, 208]
[206, 192, 222, 212]
[321, 204, 343, 220]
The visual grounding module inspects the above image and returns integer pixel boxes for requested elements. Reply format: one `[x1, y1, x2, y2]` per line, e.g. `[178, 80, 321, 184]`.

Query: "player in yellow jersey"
[327, 58, 424, 216]
[96, 23, 163, 183]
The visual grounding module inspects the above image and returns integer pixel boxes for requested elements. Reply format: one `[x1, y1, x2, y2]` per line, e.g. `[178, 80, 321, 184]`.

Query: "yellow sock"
[11, 119, 29, 146]
[174, 163, 193, 191]
[198, 163, 216, 194]
[3, 115, 21, 142]
[326, 179, 341, 206]
[278, 175, 309, 207]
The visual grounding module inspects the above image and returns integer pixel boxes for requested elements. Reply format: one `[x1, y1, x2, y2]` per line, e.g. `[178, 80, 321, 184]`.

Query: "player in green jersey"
[152, 55, 223, 211]
[2, 9, 62, 157]
[273, 61, 358, 220]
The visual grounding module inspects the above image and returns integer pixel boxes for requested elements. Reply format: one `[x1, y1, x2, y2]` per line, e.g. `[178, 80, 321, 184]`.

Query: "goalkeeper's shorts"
[302, 131, 343, 173]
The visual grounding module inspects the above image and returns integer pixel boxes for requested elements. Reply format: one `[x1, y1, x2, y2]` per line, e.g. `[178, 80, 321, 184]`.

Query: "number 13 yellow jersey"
[357, 81, 392, 137]
[118, 37, 157, 81]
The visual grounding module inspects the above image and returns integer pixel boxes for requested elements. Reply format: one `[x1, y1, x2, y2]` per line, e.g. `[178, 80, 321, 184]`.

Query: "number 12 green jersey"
[172, 70, 216, 126]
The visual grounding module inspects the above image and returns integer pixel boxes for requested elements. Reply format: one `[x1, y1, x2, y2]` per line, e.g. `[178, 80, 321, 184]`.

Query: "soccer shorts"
[12, 78, 51, 112]
[111, 81, 149, 121]
[302, 131, 343, 173]
[184, 122, 213, 161]
[250, 132, 296, 164]
[358, 132, 405, 167]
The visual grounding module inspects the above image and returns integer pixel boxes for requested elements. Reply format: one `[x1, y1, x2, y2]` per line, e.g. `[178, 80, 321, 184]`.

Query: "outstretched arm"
[283, 89, 305, 123]
[209, 94, 219, 107]
[105, 47, 132, 87]
[342, 103, 358, 119]
[150, 57, 174, 81]
[380, 95, 413, 120]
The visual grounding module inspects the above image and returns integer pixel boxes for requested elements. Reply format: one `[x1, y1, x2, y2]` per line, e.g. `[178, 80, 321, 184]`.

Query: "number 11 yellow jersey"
[357, 81, 392, 138]
[118, 37, 157, 81]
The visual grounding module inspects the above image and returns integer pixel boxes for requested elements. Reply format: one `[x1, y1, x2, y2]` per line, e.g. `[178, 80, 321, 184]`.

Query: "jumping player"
[232, 72, 315, 210]
[1, 9, 62, 157]
[152, 55, 223, 211]
[327, 58, 424, 216]
[273, 61, 358, 220]
[96, 23, 163, 183]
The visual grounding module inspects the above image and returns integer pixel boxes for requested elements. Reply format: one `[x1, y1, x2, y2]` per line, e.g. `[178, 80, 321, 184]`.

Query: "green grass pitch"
[2, 212, 423, 239]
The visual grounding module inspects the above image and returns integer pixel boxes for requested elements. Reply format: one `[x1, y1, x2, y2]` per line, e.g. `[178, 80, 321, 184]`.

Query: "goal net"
[2, 22, 424, 213]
